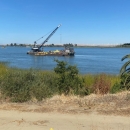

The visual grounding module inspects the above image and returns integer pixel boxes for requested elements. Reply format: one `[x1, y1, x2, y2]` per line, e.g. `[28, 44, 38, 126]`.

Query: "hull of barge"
[27, 51, 74, 56]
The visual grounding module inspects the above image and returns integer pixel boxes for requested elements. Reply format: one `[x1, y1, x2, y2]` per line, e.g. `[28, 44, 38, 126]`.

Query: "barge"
[27, 47, 75, 56]
[27, 24, 75, 56]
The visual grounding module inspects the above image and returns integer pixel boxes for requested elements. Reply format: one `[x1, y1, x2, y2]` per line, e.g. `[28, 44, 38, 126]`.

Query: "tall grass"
[82, 73, 120, 94]
[0, 62, 121, 102]
[0, 66, 58, 102]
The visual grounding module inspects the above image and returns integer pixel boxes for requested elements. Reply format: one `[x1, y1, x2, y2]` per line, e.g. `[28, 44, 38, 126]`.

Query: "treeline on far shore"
[0, 60, 127, 103]
[1, 43, 130, 48]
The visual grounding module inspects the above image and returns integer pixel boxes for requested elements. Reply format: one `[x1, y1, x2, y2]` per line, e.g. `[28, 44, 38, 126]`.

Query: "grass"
[0, 62, 123, 102]
[82, 73, 120, 94]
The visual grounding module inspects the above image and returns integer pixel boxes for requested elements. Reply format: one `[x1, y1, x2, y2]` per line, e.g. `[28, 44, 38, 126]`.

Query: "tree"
[120, 54, 130, 90]
[54, 59, 87, 95]
[10, 43, 13, 46]
[64, 43, 73, 47]
[14, 43, 17, 46]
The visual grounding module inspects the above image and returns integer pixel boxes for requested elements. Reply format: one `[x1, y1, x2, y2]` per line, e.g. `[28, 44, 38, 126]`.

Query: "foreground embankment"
[0, 61, 129, 129]
[0, 92, 130, 130]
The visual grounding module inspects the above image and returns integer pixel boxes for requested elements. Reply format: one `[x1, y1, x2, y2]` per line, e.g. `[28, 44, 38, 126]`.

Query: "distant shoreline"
[0, 44, 130, 48]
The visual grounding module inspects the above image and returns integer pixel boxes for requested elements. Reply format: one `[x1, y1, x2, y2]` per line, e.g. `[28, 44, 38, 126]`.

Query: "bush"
[120, 54, 130, 90]
[120, 74, 130, 90]
[82, 74, 95, 94]
[0, 69, 35, 102]
[31, 71, 58, 101]
[110, 82, 121, 94]
[0, 60, 127, 102]
[0, 68, 57, 102]
[54, 60, 88, 96]
[93, 73, 111, 94]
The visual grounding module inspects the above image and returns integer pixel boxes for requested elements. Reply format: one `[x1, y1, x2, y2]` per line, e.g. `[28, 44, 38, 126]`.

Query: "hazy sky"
[0, 0, 130, 45]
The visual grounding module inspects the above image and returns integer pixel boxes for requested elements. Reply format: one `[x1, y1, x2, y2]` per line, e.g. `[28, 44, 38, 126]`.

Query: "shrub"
[82, 74, 95, 94]
[54, 60, 87, 95]
[126, 93, 130, 100]
[31, 71, 58, 101]
[0, 69, 35, 102]
[0, 66, 59, 102]
[120, 54, 130, 90]
[110, 82, 121, 94]
[0, 59, 128, 102]
[31, 82, 52, 101]
[93, 73, 111, 94]
[0, 62, 8, 83]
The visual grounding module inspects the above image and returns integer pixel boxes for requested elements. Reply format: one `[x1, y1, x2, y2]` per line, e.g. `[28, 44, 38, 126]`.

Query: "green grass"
[0, 62, 122, 102]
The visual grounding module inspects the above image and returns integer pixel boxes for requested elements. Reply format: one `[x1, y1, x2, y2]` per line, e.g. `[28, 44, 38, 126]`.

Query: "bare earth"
[0, 91, 130, 130]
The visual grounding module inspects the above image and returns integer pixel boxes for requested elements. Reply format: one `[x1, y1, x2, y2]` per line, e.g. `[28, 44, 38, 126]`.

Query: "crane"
[27, 24, 75, 56]
[27, 24, 61, 54]
[39, 24, 61, 49]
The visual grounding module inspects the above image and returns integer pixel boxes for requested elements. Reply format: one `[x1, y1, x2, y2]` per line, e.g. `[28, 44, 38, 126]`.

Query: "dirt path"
[0, 92, 130, 130]
[0, 110, 130, 130]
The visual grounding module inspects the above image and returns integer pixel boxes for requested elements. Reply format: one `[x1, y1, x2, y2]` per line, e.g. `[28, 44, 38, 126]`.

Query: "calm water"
[0, 46, 129, 75]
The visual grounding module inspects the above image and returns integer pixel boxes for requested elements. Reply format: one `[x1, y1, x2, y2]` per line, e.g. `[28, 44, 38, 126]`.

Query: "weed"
[126, 93, 130, 100]
[110, 82, 121, 94]
[0, 61, 127, 103]
[93, 73, 111, 94]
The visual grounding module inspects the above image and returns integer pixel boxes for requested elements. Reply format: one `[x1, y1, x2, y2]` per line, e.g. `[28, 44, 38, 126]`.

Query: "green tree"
[14, 43, 17, 46]
[54, 59, 87, 95]
[120, 54, 130, 90]
[10, 43, 13, 46]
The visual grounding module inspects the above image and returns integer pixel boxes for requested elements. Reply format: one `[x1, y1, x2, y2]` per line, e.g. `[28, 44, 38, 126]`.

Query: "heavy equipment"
[27, 24, 75, 56]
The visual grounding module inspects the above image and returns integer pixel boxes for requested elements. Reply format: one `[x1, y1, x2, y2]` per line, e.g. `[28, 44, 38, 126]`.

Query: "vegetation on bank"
[2, 42, 130, 48]
[0, 58, 129, 103]
[120, 54, 130, 90]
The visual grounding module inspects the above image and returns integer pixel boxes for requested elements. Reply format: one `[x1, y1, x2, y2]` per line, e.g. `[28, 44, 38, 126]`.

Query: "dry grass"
[0, 91, 130, 116]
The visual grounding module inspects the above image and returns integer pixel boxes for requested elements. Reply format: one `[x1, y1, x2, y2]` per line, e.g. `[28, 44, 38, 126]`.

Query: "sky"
[0, 0, 130, 45]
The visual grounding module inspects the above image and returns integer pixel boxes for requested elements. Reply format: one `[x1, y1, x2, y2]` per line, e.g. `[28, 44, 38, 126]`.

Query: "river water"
[0, 46, 129, 75]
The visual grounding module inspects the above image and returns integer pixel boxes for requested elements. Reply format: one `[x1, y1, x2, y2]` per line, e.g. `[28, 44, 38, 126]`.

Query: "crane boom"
[38, 24, 61, 49]
[27, 24, 75, 56]
[27, 24, 64, 55]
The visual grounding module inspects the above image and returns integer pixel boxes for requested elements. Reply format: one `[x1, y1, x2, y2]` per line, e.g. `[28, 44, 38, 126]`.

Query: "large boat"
[27, 47, 75, 56]
[27, 25, 75, 56]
